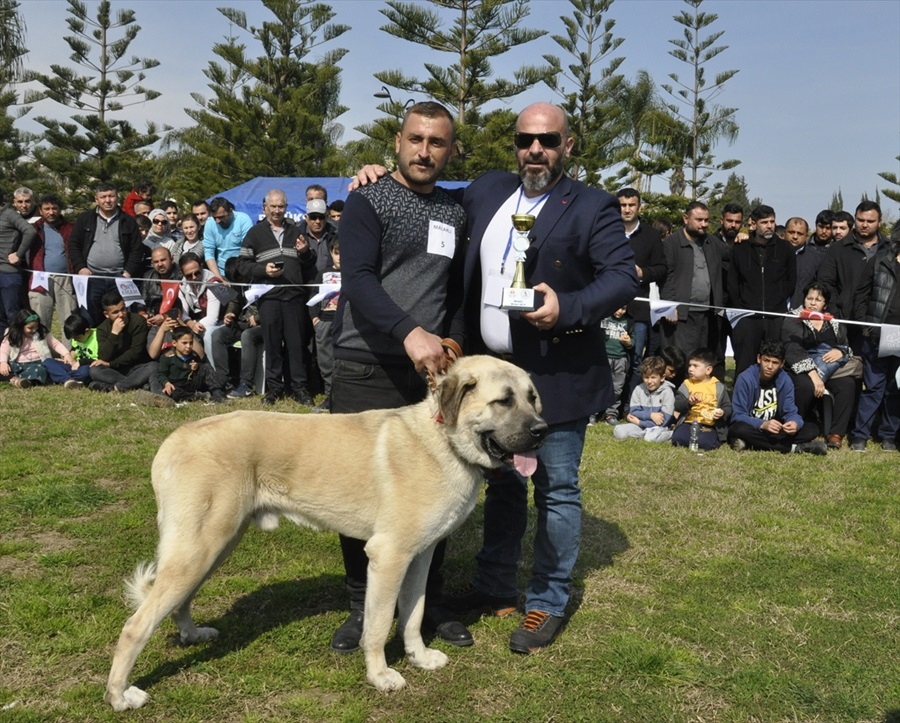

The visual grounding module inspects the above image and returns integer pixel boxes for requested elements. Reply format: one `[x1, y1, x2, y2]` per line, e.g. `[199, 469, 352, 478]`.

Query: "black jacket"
[727, 234, 796, 312]
[854, 246, 900, 331]
[626, 221, 665, 322]
[68, 208, 144, 277]
[818, 232, 890, 320]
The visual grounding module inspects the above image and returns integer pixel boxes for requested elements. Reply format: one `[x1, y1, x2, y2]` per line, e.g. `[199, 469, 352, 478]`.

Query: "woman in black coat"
[781, 282, 860, 449]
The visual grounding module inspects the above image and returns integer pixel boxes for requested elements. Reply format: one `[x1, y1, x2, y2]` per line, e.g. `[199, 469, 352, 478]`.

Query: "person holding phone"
[237, 190, 318, 405]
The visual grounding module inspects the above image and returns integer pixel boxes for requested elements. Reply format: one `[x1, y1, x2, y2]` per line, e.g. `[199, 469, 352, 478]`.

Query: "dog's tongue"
[513, 450, 538, 477]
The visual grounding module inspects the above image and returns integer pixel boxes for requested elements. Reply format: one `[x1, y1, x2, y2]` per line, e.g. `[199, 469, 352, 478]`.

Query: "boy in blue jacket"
[728, 338, 827, 454]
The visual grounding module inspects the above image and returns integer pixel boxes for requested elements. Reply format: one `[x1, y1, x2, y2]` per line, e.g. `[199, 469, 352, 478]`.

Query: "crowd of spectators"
[2, 179, 899, 453]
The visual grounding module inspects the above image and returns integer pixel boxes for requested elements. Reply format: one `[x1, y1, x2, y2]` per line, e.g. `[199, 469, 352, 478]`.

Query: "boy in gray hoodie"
[614, 356, 676, 442]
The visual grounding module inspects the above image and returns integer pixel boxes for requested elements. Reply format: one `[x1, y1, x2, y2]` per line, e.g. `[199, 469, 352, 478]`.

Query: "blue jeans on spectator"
[851, 337, 900, 443]
[43, 358, 92, 384]
[472, 418, 587, 617]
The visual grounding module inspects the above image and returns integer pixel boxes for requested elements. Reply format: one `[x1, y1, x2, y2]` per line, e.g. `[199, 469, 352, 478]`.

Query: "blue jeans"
[473, 418, 587, 617]
[851, 337, 900, 443]
[43, 358, 91, 384]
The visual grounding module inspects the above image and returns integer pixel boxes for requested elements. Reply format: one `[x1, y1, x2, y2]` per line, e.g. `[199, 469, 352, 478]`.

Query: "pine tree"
[357, 0, 551, 178]
[543, 0, 624, 186]
[173, 0, 348, 196]
[25, 0, 163, 201]
[0, 0, 29, 187]
[661, 0, 740, 200]
[878, 156, 900, 204]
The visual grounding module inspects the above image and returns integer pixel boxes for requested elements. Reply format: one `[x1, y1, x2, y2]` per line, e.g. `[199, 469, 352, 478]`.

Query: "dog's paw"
[408, 646, 448, 671]
[369, 667, 407, 692]
[108, 685, 150, 711]
[180, 626, 219, 645]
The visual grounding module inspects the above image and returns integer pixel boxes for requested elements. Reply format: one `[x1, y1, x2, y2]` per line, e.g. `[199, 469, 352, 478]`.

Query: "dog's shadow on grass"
[133, 573, 352, 692]
[133, 509, 630, 693]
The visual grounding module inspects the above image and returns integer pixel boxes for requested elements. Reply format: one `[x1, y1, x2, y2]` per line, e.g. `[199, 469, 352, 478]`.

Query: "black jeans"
[331, 357, 446, 609]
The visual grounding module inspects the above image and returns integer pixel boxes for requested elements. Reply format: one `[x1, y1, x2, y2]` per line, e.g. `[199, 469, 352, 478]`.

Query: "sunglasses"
[307, 214, 326, 220]
[152, 218, 167, 225]
[514, 132, 562, 149]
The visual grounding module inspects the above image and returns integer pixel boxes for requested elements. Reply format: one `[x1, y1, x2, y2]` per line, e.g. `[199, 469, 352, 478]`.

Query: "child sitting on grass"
[0, 308, 87, 388]
[613, 356, 675, 442]
[671, 347, 731, 450]
[135, 326, 226, 408]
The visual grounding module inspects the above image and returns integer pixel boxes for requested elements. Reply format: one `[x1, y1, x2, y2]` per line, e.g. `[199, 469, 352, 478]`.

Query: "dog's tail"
[124, 562, 157, 611]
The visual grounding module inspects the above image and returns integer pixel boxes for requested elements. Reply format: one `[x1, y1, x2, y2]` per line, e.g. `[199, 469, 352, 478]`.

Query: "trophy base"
[500, 288, 543, 312]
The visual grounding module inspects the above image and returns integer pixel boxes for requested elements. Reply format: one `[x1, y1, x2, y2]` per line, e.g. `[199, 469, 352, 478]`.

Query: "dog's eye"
[493, 393, 514, 408]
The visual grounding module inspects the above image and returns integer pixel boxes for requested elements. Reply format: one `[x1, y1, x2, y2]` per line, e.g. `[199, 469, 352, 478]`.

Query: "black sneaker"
[445, 583, 518, 617]
[211, 389, 227, 404]
[795, 440, 827, 456]
[261, 391, 281, 406]
[881, 439, 898, 452]
[330, 610, 364, 654]
[509, 610, 564, 654]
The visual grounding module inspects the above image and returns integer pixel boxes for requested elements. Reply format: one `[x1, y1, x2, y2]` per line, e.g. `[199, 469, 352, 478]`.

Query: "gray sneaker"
[133, 389, 177, 408]
[509, 610, 564, 654]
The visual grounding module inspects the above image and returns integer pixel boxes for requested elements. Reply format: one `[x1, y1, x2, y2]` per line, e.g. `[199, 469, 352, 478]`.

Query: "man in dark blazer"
[660, 201, 727, 376]
[451, 103, 637, 653]
[617, 187, 666, 392]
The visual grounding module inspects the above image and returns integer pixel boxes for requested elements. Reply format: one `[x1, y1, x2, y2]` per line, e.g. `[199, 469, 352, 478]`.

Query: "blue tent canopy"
[211, 176, 470, 223]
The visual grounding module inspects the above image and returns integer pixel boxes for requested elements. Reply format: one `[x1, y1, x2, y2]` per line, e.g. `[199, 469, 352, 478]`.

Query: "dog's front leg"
[398, 543, 448, 671]
[362, 536, 411, 691]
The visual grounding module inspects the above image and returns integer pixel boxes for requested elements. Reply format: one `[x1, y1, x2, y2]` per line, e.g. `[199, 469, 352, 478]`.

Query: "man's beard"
[721, 227, 738, 242]
[519, 153, 565, 194]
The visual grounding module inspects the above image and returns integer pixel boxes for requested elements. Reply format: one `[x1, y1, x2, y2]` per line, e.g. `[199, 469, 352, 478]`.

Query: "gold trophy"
[500, 214, 541, 311]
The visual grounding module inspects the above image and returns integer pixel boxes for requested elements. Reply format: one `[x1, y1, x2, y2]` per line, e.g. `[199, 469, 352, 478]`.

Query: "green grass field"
[0, 385, 897, 722]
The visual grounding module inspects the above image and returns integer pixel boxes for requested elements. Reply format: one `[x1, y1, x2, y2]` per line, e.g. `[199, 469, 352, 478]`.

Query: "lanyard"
[500, 188, 550, 275]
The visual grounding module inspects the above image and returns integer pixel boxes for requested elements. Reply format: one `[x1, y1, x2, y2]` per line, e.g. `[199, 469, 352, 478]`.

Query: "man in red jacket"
[28, 195, 78, 344]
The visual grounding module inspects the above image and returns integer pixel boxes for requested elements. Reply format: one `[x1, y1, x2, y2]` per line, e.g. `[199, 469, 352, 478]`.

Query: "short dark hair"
[305, 183, 327, 202]
[750, 204, 776, 222]
[616, 187, 640, 203]
[328, 199, 344, 212]
[639, 356, 666, 377]
[689, 347, 716, 367]
[135, 180, 154, 194]
[722, 203, 743, 217]
[96, 182, 117, 195]
[855, 200, 882, 220]
[833, 210, 854, 227]
[178, 252, 204, 270]
[64, 313, 91, 340]
[101, 289, 124, 309]
[685, 201, 708, 215]
[161, 200, 178, 212]
[135, 215, 152, 232]
[758, 338, 785, 360]
[653, 218, 672, 237]
[815, 209, 834, 226]
[38, 193, 63, 208]
[660, 345, 686, 374]
[191, 199, 210, 211]
[170, 326, 193, 341]
[803, 281, 830, 305]
[329, 234, 340, 254]
[786, 217, 809, 233]
[401, 101, 456, 142]
[208, 197, 233, 214]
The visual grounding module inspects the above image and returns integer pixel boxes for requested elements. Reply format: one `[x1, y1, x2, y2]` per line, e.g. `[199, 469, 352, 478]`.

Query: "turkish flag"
[159, 280, 180, 315]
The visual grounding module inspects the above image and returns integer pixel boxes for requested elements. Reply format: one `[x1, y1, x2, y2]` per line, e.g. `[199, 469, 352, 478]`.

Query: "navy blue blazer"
[457, 171, 637, 425]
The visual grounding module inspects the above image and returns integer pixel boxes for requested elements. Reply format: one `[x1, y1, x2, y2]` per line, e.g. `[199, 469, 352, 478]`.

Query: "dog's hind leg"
[106, 520, 249, 710]
[362, 535, 414, 691]
[397, 543, 448, 672]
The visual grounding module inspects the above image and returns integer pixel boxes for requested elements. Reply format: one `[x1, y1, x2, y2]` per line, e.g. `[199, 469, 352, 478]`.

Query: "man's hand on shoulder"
[348, 165, 389, 192]
[403, 326, 446, 377]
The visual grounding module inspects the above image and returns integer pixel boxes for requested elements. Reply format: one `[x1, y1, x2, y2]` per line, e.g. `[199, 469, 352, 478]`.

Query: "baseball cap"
[306, 199, 327, 216]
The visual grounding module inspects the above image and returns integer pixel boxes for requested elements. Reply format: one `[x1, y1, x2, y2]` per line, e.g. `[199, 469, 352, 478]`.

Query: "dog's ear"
[438, 367, 477, 427]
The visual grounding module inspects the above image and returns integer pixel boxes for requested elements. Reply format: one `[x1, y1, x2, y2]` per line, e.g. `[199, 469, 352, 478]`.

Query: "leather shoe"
[423, 605, 473, 647]
[445, 583, 518, 617]
[826, 434, 843, 449]
[292, 388, 314, 406]
[509, 610, 564, 654]
[330, 609, 364, 653]
[261, 391, 281, 406]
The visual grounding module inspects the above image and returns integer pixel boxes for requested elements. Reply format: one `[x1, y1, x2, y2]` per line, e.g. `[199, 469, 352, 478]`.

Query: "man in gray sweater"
[0, 187, 37, 340]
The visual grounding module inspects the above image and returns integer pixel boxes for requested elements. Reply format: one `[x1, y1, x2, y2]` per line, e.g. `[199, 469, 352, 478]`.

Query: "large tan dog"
[105, 355, 547, 711]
